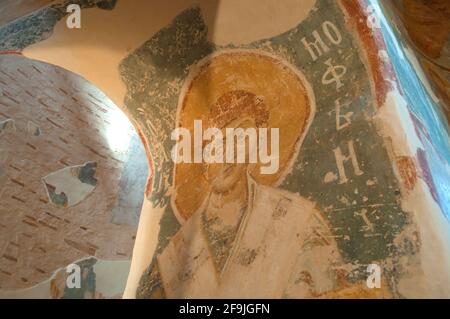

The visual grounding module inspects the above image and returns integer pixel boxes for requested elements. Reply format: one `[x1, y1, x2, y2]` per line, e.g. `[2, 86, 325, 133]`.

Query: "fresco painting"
[0, 0, 449, 299]
[119, 1, 414, 298]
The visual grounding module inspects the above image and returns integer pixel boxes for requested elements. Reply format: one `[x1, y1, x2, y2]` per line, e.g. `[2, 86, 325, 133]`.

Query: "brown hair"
[208, 90, 269, 128]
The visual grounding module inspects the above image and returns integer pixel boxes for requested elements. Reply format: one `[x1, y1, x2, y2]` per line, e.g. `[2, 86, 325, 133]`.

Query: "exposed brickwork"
[0, 55, 141, 289]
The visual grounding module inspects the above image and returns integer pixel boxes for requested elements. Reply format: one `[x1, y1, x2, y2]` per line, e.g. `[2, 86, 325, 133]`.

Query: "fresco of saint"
[144, 50, 364, 298]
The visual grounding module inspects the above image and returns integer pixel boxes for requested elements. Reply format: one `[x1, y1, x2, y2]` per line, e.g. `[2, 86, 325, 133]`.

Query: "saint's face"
[204, 118, 256, 194]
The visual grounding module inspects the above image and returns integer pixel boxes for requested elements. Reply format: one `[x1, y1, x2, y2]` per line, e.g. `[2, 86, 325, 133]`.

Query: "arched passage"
[0, 53, 148, 298]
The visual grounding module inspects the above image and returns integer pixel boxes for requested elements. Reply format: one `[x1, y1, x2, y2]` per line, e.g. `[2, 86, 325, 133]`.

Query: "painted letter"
[335, 98, 353, 131]
[333, 140, 363, 184]
[322, 21, 342, 45]
[301, 30, 329, 61]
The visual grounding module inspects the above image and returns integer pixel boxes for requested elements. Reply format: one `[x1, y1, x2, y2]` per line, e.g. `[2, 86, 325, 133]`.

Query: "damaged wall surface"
[0, 54, 148, 297]
[0, 0, 449, 299]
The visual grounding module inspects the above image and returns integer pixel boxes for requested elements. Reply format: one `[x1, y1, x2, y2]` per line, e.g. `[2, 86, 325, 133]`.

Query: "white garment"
[157, 177, 339, 298]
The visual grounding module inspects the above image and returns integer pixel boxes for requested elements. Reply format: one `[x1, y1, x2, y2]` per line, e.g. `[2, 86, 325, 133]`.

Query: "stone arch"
[0, 53, 148, 298]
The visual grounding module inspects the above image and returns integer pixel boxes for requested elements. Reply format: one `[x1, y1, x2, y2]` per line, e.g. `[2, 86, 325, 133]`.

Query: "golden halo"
[172, 49, 315, 223]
